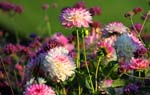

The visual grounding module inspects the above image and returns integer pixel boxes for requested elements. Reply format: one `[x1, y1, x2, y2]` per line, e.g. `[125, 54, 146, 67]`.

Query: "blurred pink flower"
[15, 63, 23, 71]
[73, 1, 86, 8]
[131, 23, 142, 32]
[14, 5, 23, 14]
[24, 84, 55, 95]
[103, 80, 113, 88]
[51, 33, 68, 45]
[51, 33, 74, 51]
[60, 7, 92, 28]
[89, 6, 102, 16]
[42, 4, 49, 10]
[129, 58, 149, 70]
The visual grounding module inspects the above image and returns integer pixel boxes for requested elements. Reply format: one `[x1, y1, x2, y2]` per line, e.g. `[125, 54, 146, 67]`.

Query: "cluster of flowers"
[0, 1, 150, 95]
[0, 1, 23, 14]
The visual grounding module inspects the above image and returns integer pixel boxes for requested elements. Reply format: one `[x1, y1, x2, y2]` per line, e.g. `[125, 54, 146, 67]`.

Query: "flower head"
[97, 41, 115, 58]
[89, 6, 102, 16]
[24, 84, 55, 95]
[41, 47, 76, 82]
[73, 2, 86, 8]
[129, 58, 149, 70]
[133, 7, 143, 14]
[103, 22, 129, 36]
[115, 33, 144, 60]
[124, 83, 139, 95]
[131, 23, 142, 32]
[60, 7, 92, 28]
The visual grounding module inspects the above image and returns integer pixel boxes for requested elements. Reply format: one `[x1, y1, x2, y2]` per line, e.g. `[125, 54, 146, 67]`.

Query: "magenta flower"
[24, 84, 55, 95]
[14, 5, 23, 14]
[73, 2, 86, 8]
[131, 23, 142, 32]
[89, 6, 102, 16]
[60, 7, 92, 28]
[129, 58, 149, 70]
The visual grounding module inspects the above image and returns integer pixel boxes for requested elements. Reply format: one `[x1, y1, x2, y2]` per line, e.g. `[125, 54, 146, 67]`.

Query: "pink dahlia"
[103, 22, 128, 35]
[129, 58, 149, 70]
[51, 33, 74, 51]
[24, 84, 55, 95]
[60, 7, 92, 28]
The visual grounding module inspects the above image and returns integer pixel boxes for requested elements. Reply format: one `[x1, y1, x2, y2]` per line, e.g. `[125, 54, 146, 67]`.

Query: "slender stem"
[130, 16, 145, 46]
[95, 56, 101, 92]
[0, 57, 15, 95]
[139, 12, 149, 36]
[11, 18, 20, 44]
[14, 70, 19, 92]
[130, 16, 138, 33]
[139, 71, 141, 77]
[82, 37, 94, 93]
[124, 72, 149, 79]
[47, 21, 51, 36]
[44, 11, 51, 36]
[104, 64, 118, 80]
[76, 29, 80, 68]
[60, 83, 66, 95]
[78, 85, 81, 95]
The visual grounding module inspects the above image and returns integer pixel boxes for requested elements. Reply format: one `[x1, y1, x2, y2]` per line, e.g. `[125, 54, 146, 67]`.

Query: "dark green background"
[0, 0, 149, 38]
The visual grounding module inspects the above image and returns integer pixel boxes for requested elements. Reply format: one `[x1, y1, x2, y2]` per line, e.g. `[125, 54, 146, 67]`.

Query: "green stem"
[47, 21, 51, 36]
[0, 57, 15, 95]
[104, 64, 118, 80]
[130, 16, 138, 34]
[124, 72, 149, 79]
[82, 37, 94, 93]
[11, 18, 19, 44]
[139, 11, 149, 36]
[78, 84, 81, 95]
[76, 29, 80, 68]
[130, 16, 145, 46]
[60, 83, 66, 95]
[95, 56, 101, 92]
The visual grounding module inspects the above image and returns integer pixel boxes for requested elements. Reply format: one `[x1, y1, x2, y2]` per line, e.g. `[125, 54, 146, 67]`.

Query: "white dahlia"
[41, 47, 76, 82]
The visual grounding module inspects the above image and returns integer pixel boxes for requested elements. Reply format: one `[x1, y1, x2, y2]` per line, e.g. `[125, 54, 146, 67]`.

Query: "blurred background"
[0, 0, 150, 38]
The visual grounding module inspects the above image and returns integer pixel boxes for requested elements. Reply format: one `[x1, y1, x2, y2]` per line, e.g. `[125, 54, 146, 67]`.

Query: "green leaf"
[112, 79, 126, 88]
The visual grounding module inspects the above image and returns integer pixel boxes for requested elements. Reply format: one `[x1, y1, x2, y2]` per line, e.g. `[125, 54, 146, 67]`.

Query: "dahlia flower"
[103, 22, 129, 36]
[24, 84, 55, 95]
[41, 47, 76, 82]
[60, 7, 92, 28]
[129, 58, 149, 70]
[115, 33, 144, 60]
